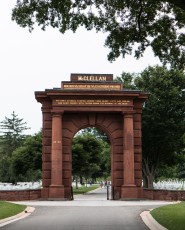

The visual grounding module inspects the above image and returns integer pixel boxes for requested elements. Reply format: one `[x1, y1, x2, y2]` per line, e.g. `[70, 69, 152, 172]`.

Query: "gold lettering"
[63, 84, 121, 90]
[76, 75, 108, 81]
[99, 76, 106, 81]
[55, 99, 131, 106]
[78, 76, 83, 80]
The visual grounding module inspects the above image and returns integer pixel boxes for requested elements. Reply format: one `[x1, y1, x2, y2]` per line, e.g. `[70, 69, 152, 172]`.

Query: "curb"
[140, 201, 181, 230]
[140, 210, 167, 230]
[0, 206, 35, 227]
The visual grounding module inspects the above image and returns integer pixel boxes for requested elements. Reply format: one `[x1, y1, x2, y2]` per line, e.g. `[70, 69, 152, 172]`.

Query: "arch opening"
[72, 127, 111, 200]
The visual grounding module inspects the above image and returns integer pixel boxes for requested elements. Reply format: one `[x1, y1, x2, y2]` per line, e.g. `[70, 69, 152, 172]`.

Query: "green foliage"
[0, 154, 12, 182]
[155, 165, 177, 181]
[0, 112, 30, 182]
[94, 141, 111, 179]
[135, 66, 185, 187]
[136, 66, 185, 156]
[116, 66, 185, 188]
[115, 71, 137, 89]
[0, 201, 26, 220]
[0, 111, 30, 156]
[12, 1, 185, 68]
[72, 128, 111, 183]
[72, 132, 102, 180]
[11, 132, 42, 182]
[0, 112, 42, 183]
[151, 202, 185, 230]
[80, 127, 110, 143]
[176, 153, 185, 179]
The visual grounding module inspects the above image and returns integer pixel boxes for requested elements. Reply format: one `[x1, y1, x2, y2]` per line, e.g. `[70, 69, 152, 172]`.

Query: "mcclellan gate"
[35, 73, 148, 200]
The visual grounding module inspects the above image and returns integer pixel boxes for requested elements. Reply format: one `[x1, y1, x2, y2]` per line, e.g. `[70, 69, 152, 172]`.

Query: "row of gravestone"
[153, 179, 185, 190]
[0, 180, 184, 190]
[0, 181, 42, 190]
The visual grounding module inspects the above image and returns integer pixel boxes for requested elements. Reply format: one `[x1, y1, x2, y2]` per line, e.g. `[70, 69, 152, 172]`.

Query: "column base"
[121, 185, 138, 199]
[49, 185, 65, 199]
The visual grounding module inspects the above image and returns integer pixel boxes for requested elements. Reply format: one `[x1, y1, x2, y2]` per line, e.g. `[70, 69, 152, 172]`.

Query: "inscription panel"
[62, 83, 122, 90]
[55, 99, 132, 106]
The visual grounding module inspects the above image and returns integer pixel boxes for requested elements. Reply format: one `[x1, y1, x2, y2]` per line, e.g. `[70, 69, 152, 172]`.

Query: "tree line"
[0, 111, 42, 183]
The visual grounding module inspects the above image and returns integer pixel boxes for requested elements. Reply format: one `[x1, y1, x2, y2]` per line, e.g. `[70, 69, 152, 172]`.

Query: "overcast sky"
[0, 1, 161, 134]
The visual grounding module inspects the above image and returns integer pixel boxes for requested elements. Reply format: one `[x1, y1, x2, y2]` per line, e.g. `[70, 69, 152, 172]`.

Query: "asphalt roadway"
[0, 187, 173, 230]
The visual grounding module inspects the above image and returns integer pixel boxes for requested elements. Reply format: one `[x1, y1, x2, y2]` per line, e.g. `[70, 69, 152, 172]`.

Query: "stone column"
[121, 113, 137, 199]
[49, 112, 64, 199]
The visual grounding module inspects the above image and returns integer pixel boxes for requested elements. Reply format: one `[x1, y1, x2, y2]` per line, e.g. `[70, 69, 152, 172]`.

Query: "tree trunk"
[142, 176, 148, 188]
[147, 174, 154, 189]
[75, 176, 78, 189]
[142, 157, 157, 189]
[80, 175, 83, 185]
[85, 177, 89, 187]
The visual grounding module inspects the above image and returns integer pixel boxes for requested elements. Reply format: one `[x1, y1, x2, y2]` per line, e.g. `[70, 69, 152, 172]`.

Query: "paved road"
[1, 187, 173, 230]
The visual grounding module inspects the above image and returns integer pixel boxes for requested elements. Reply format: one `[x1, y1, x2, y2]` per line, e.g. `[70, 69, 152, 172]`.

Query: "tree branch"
[137, 0, 143, 37]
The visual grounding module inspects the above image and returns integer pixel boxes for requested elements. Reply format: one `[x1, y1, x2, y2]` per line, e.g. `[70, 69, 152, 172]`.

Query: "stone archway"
[35, 74, 148, 200]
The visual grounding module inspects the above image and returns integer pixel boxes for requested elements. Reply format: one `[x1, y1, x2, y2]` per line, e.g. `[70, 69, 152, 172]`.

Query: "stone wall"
[1, 188, 185, 201]
[0, 189, 41, 201]
[143, 189, 185, 201]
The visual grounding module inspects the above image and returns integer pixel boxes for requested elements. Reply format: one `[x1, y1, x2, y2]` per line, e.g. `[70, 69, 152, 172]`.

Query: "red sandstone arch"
[35, 74, 148, 200]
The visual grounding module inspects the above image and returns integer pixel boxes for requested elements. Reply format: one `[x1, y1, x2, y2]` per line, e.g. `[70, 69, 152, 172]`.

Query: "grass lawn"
[73, 184, 99, 195]
[0, 201, 26, 220]
[151, 202, 185, 230]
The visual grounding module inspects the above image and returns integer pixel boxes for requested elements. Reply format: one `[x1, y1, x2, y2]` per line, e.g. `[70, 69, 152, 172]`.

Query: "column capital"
[122, 110, 136, 116]
[51, 110, 64, 116]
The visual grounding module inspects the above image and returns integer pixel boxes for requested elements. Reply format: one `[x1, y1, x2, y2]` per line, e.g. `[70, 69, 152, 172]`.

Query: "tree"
[80, 127, 110, 143]
[94, 141, 111, 180]
[72, 130, 111, 186]
[0, 111, 30, 156]
[12, 1, 185, 68]
[175, 138, 185, 179]
[11, 131, 42, 182]
[115, 71, 137, 89]
[134, 66, 185, 188]
[0, 111, 30, 182]
[115, 66, 185, 188]
[72, 133, 103, 185]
